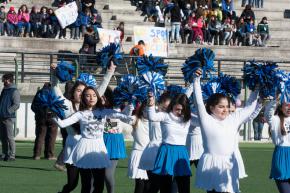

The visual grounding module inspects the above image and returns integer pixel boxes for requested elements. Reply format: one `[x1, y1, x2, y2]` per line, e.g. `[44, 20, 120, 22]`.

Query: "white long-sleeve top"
[132, 117, 150, 151]
[193, 77, 259, 156]
[147, 106, 194, 145]
[265, 100, 290, 146]
[54, 109, 133, 139]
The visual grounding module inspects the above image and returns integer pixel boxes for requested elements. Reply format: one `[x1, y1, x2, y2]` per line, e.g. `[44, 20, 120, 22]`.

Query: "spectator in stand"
[130, 40, 145, 56]
[245, 18, 255, 46]
[81, 0, 96, 12]
[257, 17, 270, 47]
[241, 0, 252, 7]
[256, 0, 263, 8]
[81, 26, 99, 54]
[0, 6, 7, 36]
[221, 0, 236, 20]
[221, 17, 233, 45]
[253, 110, 265, 141]
[202, 14, 211, 44]
[180, 11, 194, 44]
[191, 12, 204, 44]
[229, 18, 237, 45]
[143, 0, 157, 22]
[208, 14, 222, 45]
[70, 13, 81, 40]
[91, 12, 102, 33]
[31, 83, 58, 160]
[167, 0, 182, 43]
[40, 6, 50, 38]
[6, 6, 17, 36]
[17, 4, 30, 37]
[80, 8, 91, 36]
[116, 22, 125, 43]
[240, 4, 255, 23]
[209, 2, 223, 22]
[236, 17, 247, 46]
[29, 6, 41, 37]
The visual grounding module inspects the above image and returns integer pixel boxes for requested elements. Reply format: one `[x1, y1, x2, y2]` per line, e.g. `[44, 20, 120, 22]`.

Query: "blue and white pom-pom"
[113, 74, 147, 105]
[34, 88, 68, 119]
[96, 43, 123, 70]
[140, 71, 165, 99]
[242, 61, 278, 98]
[166, 85, 185, 97]
[182, 48, 216, 82]
[136, 54, 168, 76]
[275, 71, 290, 103]
[77, 73, 97, 87]
[55, 61, 75, 83]
[202, 80, 225, 101]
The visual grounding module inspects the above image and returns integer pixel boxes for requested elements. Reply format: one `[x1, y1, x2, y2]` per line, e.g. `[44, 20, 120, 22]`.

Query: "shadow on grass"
[0, 164, 56, 172]
[15, 155, 34, 160]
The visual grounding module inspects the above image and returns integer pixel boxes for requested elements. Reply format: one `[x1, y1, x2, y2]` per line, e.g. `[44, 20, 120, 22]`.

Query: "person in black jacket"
[0, 73, 20, 161]
[240, 4, 255, 23]
[30, 6, 41, 37]
[81, 26, 99, 54]
[167, 0, 182, 43]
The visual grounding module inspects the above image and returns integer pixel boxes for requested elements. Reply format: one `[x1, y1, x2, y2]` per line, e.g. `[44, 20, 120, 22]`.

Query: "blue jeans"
[17, 22, 31, 35]
[253, 121, 264, 140]
[6, 22, 17, 36]
[256, 0, 263, 8]
[171, 22, 181, 42]
[30, 22, 41, 37]
[0, 22, 4, 35]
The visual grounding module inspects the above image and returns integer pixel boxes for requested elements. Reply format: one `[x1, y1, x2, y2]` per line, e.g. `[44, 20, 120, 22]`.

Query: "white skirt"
[234, 147, 248, 179]
[195, 153, 239, 193]
[64, 134, 81, 164]
[128, 150, 148, 180]
[67, 137, 111, 169]
[186, 134, 204, 161]
[139, 141, 161, 171]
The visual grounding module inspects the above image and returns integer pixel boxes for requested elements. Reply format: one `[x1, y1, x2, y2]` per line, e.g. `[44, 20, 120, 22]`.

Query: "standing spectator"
[0, 73, 20, 161]
[80, 8, 92, 36]
[40, 6, 50, 38]
[143, 0, 157, 22]
[209, 3, 223, 22]
[257, 17, 270, 47]
[29, 6, 41, 37]
[91, 12, 102, 31]
[208, 14, 222, 45]
[0, 6, 7, 36]
[241, 0, 252, 7]
[253, 111, 265, 141]
[70, 13, 81, 40]
[221, 0, 236, 20]
[245, 18, 255, 46]
[240, 4, 255, 23]
[116, 22, 125, 43]
[167, 0, 182, 43]
[17, 4, 30, 37]
[256, 0, 263, 8]
[31, 83, 58, 160]
[81, 0, 95, 12]
[6, 6, 18, 36]
[81, 26, 99, 54]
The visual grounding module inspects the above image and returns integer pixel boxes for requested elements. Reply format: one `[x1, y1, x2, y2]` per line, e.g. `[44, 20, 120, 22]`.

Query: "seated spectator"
[6, 6, 17, 36]
[80, 8, 91, 36]
[191, 13, 204, 44]
[30, 6, 41, 37]
[221, 0, 236, 20]
[229, 18, 237, 45]
[17, 4, 30, 37]
[143, 0, 157, 22]
[81, 26, 99, 54]
[129, 40, 145, 56]
[48, 8, 63, 39]
[245, 18, 255, 46]
[208, 14, 222, 45]
[116, 21, 125, 43]
[221, 17, 233, 45]
[240, 4, 255, 23]
[257, 17, 270, 47]
[40, 6, 50, 37]
[236, 17, 247, 46]
[180, 11, 194, 44]
[91, 12, 102, 32]
[0, 6, 7, 36]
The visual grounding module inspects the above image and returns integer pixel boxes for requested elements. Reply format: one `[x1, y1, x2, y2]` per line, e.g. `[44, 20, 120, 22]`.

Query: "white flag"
[55, 2, 78, 29]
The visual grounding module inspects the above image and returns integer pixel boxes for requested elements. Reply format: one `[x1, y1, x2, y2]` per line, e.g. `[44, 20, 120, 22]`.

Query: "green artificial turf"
[0, 141, 278, 193]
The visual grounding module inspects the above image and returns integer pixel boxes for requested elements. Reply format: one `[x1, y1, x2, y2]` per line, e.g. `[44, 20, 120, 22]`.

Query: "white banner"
[55, 2, 78, 29]
[97, 28, 121, 46]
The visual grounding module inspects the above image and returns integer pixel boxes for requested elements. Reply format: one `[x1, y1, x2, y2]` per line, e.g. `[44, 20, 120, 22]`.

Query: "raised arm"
[264, 100, 277, 125]
[95, 109, 134, 125]
[147, 106, 168, 122]
[190, 112, 200, 127]
[53, 112, 81, 128]
[96, 61, 116, 96]
[185, 82, 194, 98]
[193, 76, 209, 122]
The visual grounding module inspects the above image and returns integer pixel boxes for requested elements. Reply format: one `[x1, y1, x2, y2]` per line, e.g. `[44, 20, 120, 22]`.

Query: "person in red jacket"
[17, 4, 30, 37]
[6, 6, 18, 36]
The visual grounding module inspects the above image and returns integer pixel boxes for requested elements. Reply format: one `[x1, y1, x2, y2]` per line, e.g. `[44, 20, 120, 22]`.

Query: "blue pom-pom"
[140, 72, 165, 99]
[182, 48, 216, 82]
[202, 79, 225, 101]
[96, 43, 123, 70]
[77, 73, 97, 87]
[166, 85, 185, 97]
[136, 54, 168, 76]
[242, 61, 278, 98]
[33, 88, 68, 119]
[55, 61, 75, 83]
[113, 74, 147, 106]
[276, 71, 290, 103]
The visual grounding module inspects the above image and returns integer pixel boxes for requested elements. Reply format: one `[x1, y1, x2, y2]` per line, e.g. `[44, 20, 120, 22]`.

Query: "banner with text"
[97, 28, 121, 46]
[55, 2, 78, 29]
[133, 26, 168, 57]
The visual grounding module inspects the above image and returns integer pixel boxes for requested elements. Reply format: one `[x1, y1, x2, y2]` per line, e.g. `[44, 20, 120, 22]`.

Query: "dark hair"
[70, 81, 87, 111]
[19, 4, 29, 13]
[138, 40, 145, 45]
[40, 6, 47, 13]
[86, 26, 94, 33]
[80, 86, 102, 111]
[275, 104, 287, 136]
[260, 17, 267, 23]
[158, 92, 172, 105]
[102, 86, 114, 109]
[2, 73, 14, 83]
[167, 94, 191, 122]
[205, 93, 230, 114]
[132, 102, 147, 129]
[0, 6, 5, 9]
[64, 80, 75, 100]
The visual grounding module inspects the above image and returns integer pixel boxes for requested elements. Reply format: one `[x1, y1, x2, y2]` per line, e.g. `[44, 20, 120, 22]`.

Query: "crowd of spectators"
[135, 0, 270, 46]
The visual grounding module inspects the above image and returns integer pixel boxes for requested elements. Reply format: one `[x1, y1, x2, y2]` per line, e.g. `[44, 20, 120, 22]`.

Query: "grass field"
[0, 141, 278, 193]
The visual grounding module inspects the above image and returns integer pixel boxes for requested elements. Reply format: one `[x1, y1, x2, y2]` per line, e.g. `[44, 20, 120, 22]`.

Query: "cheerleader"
[51, 62, 116, 193]
[265, 99, 290, 193]
[101, 87, 131, 193]
[53, 86, 132, 193]
[193, 69, 260, 193]
[147, 93, 194, 193]
[128, 102, 150, 193]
